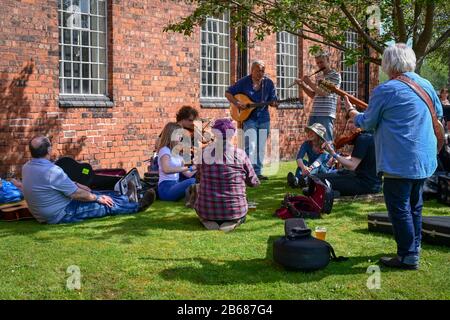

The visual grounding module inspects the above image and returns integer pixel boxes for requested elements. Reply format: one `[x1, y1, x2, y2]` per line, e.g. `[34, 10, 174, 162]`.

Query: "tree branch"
[424, 27, 450, 56]
[415, 2, 435, 60]
[394, 0, 407, 42]
[339, 3, 385, 54]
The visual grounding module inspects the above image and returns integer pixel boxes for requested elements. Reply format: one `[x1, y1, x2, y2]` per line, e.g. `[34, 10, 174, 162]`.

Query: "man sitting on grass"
[22, 136, 155, 224]
[194, 119, 260, 232]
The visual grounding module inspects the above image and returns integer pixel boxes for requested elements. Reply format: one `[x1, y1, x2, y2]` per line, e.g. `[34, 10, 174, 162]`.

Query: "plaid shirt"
[195, 145, 260, 221]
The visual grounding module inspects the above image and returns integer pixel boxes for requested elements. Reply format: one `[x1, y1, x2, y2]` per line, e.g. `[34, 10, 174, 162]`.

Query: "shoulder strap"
[326, 243, 348, 262]
[395, 75, 445, 152]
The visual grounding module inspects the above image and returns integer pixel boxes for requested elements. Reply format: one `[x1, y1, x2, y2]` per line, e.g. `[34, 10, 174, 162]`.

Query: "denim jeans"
[158, 178, 196, 201]
[383, 178, 425, 266]
[308, 116, 335, 141]
[295, 160, 328, 179]
[58, 191, 139, 224]
[243, 120, 270, 176]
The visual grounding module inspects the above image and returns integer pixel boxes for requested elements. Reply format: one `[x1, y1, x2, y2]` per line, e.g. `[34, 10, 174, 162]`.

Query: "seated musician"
[316, 112, 382, 196]
[287, 123, 332, 188]
[153, 106, 211, 172]
[194, 118, 260, 232]
[157, 122, 197, 201]
[22, 136, 155, 224]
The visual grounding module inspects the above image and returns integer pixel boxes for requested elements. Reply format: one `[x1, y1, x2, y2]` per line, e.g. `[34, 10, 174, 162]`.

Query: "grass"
[0, 161, 449, 300]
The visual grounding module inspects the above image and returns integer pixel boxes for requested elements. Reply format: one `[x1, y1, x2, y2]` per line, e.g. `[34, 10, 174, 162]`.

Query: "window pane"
[82, 31, 89, 45]
[81, 14, 89, 29]
[73, 63, 80, 77]
[99, 80, 106, 95]
[99, 49, 106, 63]
[90, 32, 98, 46]
[82, 63, 90, 78]
[99, 64, 106, 79]
[80, 0, 89, 13]
[72, 30, 80, 45]
[63, 45, 71, 60]
[82, 47, 89, 62]
[64, 62, 71, 77]
[91, 80, 99, 94]
[62, 0, 70, 10]
[90, 0, 97, 14]
[99, 33, 106, 48]
[64, 79, 72, 92]
[98, 1, 106, 16]
[73, 79, 81, 93]
[90, 16, 98, 30]
[63, 29, 71, 44]
[72, 46, 81, 61]
[83, 79, 90, 94]
[91, 48, 98, 62]
[91, 64, 98, 78]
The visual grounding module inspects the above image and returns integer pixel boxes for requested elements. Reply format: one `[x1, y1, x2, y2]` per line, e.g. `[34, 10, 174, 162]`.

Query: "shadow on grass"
[152, 236, 405, 286]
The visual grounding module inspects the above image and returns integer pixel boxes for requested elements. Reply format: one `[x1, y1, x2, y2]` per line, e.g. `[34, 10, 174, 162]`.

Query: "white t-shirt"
[158, 146, 183, 184]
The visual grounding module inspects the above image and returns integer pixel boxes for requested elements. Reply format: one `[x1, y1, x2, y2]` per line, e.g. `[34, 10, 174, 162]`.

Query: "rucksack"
[273, 218, 347, 271]
[275, 176, 334, 219]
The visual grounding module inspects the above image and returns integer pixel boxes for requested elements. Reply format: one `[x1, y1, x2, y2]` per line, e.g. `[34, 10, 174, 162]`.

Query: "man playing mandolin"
[295, 50, 341, 142]
[225, 60, 278, 180]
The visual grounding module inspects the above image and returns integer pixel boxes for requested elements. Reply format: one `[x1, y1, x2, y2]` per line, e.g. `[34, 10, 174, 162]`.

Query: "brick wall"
[0, 0, 379, 177]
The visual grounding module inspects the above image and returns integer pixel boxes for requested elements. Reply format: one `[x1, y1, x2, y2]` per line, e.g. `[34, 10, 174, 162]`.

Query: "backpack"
[275, 176, 334, 219]
[0, 179, 23, 204]
[273, 218, 347, 271]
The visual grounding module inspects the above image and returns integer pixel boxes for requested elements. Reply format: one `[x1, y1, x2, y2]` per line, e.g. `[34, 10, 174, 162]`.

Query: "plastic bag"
[0, 179, 24, 204]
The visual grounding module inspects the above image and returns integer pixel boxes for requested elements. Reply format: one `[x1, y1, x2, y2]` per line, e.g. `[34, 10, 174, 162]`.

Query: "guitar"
[230, 94, 302, 122]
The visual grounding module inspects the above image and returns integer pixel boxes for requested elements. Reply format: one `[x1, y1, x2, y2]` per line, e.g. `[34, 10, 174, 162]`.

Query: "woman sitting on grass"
[157, 122, 197, 201]
[194, 118, 260, 232]
[287, 123, 332, 188]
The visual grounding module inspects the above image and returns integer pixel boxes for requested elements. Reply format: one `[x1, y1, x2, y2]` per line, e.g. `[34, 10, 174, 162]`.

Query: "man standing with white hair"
[345, 43, 443, 270]
[225, 60, 278, 180]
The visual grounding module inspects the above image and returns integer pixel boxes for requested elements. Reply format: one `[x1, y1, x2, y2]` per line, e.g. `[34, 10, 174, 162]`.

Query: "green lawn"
[0, 161, 449, 300]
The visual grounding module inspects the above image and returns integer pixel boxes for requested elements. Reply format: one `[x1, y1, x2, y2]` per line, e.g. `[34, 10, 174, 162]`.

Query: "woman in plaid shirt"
[194, 119, 260, 231]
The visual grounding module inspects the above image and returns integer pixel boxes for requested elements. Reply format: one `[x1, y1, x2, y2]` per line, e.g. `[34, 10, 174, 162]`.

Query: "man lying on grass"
[21, 136, 155, 224]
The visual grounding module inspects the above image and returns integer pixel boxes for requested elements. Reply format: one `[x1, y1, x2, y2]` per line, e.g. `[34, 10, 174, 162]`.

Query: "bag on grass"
[273, 218, 347, 271]
[275, 176, 334, 219]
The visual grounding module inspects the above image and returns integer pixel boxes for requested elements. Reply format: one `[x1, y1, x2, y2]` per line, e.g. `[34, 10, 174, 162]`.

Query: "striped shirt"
[310, 69, 341, 118]
[195, 144, 260, 221]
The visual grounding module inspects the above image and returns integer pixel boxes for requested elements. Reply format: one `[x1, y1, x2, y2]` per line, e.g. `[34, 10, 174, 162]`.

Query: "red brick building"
[0, 0, 378, 177]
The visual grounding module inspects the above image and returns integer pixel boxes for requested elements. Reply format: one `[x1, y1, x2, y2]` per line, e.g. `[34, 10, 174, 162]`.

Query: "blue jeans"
[383, 178, 425, 266]
[308, 116, 335, 141]
[295, 160, 328, 179]
[243, 120, 270, 176]
[58, 191, 139, 224]
[158, 178, 196, 201]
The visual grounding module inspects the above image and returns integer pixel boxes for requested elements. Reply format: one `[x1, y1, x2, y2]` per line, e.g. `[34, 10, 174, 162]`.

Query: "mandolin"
[230, 94, 302, 122]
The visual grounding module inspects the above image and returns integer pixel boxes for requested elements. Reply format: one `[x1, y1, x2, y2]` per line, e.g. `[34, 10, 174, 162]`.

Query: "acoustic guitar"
[230, 94, 302, 122]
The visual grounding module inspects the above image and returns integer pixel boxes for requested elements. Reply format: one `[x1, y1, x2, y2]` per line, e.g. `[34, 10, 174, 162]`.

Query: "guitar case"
[91, 168, 127, 190]
[55, 157, 94, 186]
[273, 218, 347, 271]
[368, 212, 450, 247]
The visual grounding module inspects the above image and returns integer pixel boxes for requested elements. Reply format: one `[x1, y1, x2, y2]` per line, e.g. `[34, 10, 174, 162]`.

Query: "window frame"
[58, 0, 113, 108]
[340, 30, 359, 98]
[199, 13, 231, 109]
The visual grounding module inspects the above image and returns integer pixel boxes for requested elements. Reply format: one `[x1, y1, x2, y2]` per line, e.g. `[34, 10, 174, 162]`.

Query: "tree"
[164, 0, 450, 72]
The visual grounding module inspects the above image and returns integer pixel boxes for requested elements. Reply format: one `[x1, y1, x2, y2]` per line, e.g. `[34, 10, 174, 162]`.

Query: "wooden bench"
[0, 200, 35, 221]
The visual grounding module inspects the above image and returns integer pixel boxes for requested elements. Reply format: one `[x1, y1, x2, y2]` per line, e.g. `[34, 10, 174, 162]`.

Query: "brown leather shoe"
[379, 256, 418, 270]
[138, 189, 156, 211]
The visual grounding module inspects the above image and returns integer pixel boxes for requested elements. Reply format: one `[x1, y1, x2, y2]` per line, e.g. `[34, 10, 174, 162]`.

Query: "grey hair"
[251, 60, 265, 69]
[381, 43, 416, 75]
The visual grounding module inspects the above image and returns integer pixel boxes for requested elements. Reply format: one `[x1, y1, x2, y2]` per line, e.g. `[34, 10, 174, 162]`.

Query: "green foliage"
[164, 0, 450, 69]
[0, 162, 449, 299]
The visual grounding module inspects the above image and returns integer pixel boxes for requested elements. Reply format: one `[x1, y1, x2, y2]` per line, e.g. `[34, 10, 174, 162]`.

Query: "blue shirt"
[22, 158, 78, 224]
[227, 75, 277, 123]
[296, 141, 329, 166]
[354, 72, 443, 179]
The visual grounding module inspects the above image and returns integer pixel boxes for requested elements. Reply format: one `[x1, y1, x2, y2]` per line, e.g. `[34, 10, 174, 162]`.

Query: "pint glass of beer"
[315, 226, 327, 240]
